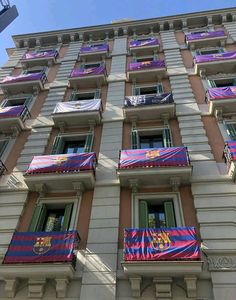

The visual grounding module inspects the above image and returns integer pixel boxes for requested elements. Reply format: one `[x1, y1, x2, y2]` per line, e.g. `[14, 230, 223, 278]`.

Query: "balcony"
[79, 44, 109, 60]
[0, 71, 47, 94]
[123, 93, 175, 121]
[117, 147, 192, 187]
[21, 49, 59, 67]
[185, 30, 227, 50]
[69, 63, 107, 89]
[129, 38, 160, 55]
[0, 105, 30, 134]
[0, 230, 79, 298]
[127, 60, 166, 83]
[223, 141, 236, 180]
[207, 86, 236, 115]
[122, 227, 202, 297]
[24, 152, 97, 192]
[194, 51, 236, 77]
[52, 99, 102, 127]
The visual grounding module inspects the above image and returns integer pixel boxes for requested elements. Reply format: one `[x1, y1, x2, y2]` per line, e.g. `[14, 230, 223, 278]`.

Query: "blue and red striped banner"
[124, 227, 200, 261]
[129, 38, 159, 48]
[128, 60, 165, 71]
[119, 147, 189, 169]
[3, 231, 79, 264]
[208, 87, 236, 100]
[224, 141, 236, 161]
[70, 64, 106, 77]
[0, 105, 25, 118]
[194, 51, 236, 64]
[25, 152, 96, 175]
[22, 49, 58, 60]
[80, 44, 109, 54]
[1, 72, 45, 84]
[186, 30, 226, 41]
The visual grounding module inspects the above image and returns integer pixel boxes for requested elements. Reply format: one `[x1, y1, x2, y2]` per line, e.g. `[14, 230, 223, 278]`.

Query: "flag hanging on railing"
[80, 44, 109, 53]
[129, 38, 159, 48]
[124, 227, 200, 261]
[0, 72, 45, 84]
[186, 30, 226, 41]
[70, 64, 106, 77]
[25, 152, 96, 175]
[224, 141, 236, 162]
[119, 147, 189, 169]
[3, 231, 80, 264]
[53, 99, 101, 114]
[194, 51, 236, 64]
[128, 60, 165, 71]
[207, 87, 236, 100]
[0, 105, 25, 118]
[22, 50, 58, 60]
[124, 93, 173, 107]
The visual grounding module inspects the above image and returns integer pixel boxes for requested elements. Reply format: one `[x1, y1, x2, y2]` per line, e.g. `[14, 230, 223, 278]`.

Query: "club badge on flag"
[33, 236, 52, 255]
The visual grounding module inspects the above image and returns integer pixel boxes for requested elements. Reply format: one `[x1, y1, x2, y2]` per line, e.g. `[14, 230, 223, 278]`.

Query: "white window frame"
[38, 196, 81, 231]
[1, 94, 35, 111]
[135, 126, 173, 147]
[132, 192, 184, 228]
[71, 89, 101, 101]
[132, 83, 164, 96]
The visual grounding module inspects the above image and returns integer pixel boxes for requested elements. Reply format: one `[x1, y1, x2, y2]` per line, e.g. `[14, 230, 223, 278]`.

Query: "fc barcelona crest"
[33, 236, 52, 255]
[52, 156, 68, 165]
[146, 150, 160, 160]
[151, 231, 171, 252]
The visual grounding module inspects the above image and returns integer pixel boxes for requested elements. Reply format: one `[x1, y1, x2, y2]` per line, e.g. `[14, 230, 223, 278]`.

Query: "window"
[225, 123, 236, 140]
[23, 66, 46, 75]
[1, 95, 33, 108]
[28, 202, 74, 232]
[131, 127, 172, 149]
[133, 84, 163, 96]
[81, 62, 101, 70]
[196, 47, 224, 56]
[208, 78, 236, 88]
[133, 194, 183, 229]
[70, 89, 100, 101]
[136, 56, 154, 62]
[0, 139, 9, 159]
[51, 133, 94, 154]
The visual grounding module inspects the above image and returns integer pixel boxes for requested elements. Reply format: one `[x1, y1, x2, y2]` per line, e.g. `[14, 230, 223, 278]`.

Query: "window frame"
[80, 61, 103, 70]
[70, 89, 101, 101]
[132, 193, 184, 228]
[195, 47, 225, 56]
[133, 54, 157, 63]
[1, 94, 34, 109]
[132, 83, 164, 96]
[28, 196, 80, 232]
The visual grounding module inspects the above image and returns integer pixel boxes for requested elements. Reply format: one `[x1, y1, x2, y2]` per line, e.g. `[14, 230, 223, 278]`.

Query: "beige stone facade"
[0, 7, 236, 300]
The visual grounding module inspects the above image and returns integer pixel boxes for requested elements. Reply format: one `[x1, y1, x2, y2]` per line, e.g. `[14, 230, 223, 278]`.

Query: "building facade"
[0, 7, 236, 300]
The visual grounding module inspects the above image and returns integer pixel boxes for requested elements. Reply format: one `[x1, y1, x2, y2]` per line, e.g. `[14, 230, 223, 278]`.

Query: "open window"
[133, 84, 164, 96]
[1, 95, 33, 108]
[51, 133, 94, 154]
[70, 89, 101, 101]
[131, 127, 172, 149]
[225, 123, 236, 141]
[133, 194, 183, 228]
[208, 78, 236, 88]
[22, 66, 47, 75]
[80, 62, 102, 70]
[28, 202, 74, 232]
[195, 47, 225, 56]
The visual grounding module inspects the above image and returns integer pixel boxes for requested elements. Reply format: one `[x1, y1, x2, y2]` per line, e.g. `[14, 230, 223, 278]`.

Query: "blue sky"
[0, 0, 235, 64]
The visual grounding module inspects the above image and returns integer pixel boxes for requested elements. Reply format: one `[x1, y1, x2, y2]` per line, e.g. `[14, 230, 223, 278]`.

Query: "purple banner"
[208, 86, 236, 100]
[129, 38, 159, 48]
[128, 60, 165, 71]
[22, 49, 58, 60]
[124, 93, 173, 107]
[119, 147, 189, 169]
[224, 141, 236, 162]
[0, 105, 25, 118]
[80, 44, 109, 54]
[70, 64, 106, 77]
[53, 99, 101, 114]
[3, 231, 79, 264]
[194, 51, 236, 64]
[124, 227, 200, 261]
[186, 30, 226, 41]
[26, 152, 96, 175]
[1, 72, 45, 84]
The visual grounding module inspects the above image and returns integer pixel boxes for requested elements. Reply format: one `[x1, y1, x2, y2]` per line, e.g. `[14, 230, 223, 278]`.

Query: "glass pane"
[200, 49, 220, 55]
[139, 86, 157, 95]
[140, 135, 163, 149]
[43, 209, 65, 232]
[74, 92, 95, 100]
[63, 141, 85, 154]
[148, 204, 166, 228]
[136, 57, 153, 62]
[84, 63, 100, 69]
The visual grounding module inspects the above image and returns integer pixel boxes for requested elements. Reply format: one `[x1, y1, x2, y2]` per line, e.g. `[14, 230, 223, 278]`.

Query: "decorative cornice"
[208, 256, 236, 271]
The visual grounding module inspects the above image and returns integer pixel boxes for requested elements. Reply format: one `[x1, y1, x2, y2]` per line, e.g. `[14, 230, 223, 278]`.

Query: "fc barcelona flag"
[3, 231, 80, 264]
[124, 227, 200, 261]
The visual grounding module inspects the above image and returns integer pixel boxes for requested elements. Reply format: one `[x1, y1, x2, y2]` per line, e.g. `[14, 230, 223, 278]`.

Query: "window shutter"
[219, 47, 225, 53]
[131, 129, 140, 149]
[62, 203, 73, 231]
[95, 89, 101, 99]
[84, 132, 94, 153]
[163, 128, 172, 147]
[70, 91, 78, 101]
[157, 84, 164, 94]
[226, 124, 236, 140]
[195, 50, 201, 55]
[51, 136, 64, 154]
[164, 201, 176, 227]
[207, 80, 216, 88]
[28, 204, 47, 232]
[139, 200, 148, 228]
[0, 140, 9, 158]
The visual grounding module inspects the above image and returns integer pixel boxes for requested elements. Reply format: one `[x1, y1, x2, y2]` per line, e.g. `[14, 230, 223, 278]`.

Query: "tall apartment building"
[0, 7, 236, 300]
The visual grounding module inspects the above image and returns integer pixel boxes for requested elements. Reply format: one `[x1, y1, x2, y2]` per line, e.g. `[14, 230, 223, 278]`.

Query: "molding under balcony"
[127, 66, 166, 83]
[209, 97, 236, 116]
[21, 55, 58, 68]
[0, 117, 25, 135]
[69, 74, 107, 89]
[24, 171, 95, 192]
[0, 78, 46, 95]
[129, 43, 160, 56]
[117, 166, 192, 188]
[186, 35, 227, 50]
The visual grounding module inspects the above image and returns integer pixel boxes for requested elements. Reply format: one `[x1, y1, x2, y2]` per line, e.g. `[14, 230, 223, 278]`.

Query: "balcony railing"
[0, 71, 47, 85]
[123, 93, 175, 121]
[0, 160, 7, 176]
[80, 44, 109, 54]
[21, 49, 59, 61]
[129, 38, 159, 49]
[119, 147, 190, 169]
[52, 99, 102, 126]
[25, 152, 96, 175]
[124, 227, 200, 261]
[3, 230, 79, 265]
[186, 30, 226, 42]
[128, 60, 165, 71]
[69, 63, 107, 78]
[0, 105, 30, 122]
